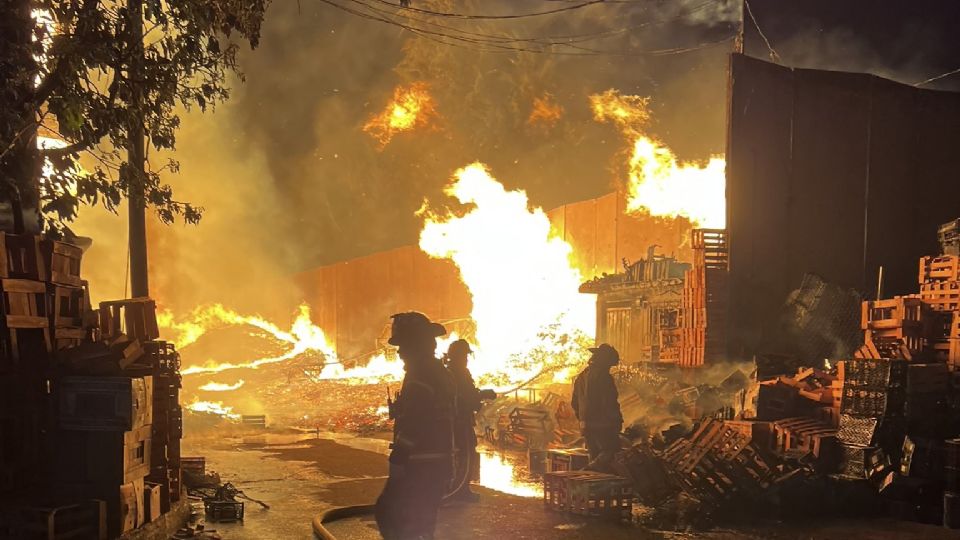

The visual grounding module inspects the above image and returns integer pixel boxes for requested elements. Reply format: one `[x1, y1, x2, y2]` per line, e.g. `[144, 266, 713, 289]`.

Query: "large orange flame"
[591, 90, 726, 228]
[198, 380, 245, 392]
[159, 304, 338, 375]
[364, 81, 437, 147]
[186, 400, 240, 419]
[419, 163, 595, 385]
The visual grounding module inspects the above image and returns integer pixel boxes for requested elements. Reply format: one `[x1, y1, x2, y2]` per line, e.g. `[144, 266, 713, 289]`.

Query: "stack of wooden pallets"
[859, 296, 928, 360]
[918, 250, 960, 368]
[677, 229, 728, 368]
[0, 231, 185, 539]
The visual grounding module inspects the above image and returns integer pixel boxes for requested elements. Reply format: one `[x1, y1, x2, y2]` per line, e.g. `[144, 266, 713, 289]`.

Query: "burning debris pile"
[590, 218, 960, 531]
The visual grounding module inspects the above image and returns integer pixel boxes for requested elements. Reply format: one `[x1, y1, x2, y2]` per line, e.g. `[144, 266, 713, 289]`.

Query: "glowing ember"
[478, 452, 541, 498]
[187, 400, 240, 419]
[419, 163, 595, 385]
[591, 90, 726, 228]
[199, 380, 245, 392]
[527, 94, 563, 128]
[364, 82, 437, 147]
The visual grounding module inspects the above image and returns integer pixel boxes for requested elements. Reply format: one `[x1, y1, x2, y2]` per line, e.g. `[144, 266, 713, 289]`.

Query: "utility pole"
[127, 0, 148, 298]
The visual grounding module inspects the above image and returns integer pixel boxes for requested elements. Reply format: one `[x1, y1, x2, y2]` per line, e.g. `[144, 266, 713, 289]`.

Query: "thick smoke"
[75, 0, 739, 313]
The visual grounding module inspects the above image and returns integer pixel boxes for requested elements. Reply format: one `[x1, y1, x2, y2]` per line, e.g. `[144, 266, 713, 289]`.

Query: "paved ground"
[183, 432, 960, 540]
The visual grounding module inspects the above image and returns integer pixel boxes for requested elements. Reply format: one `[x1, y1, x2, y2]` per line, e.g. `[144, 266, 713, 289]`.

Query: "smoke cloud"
[75, 0, 740, 314]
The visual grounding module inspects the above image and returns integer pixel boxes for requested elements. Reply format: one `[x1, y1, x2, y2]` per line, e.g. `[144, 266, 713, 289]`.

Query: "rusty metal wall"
[296, 191, 696, 359]
[726, 53, 960, 359]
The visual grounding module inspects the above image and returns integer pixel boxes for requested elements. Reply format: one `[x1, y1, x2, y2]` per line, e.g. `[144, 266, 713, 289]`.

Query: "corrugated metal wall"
[726, 53, 960, 359]
[295, 189, 695, 359]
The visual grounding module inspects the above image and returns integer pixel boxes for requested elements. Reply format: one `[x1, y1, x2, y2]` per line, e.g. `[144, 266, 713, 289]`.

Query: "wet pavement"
[183, 432, 960, 540]
[182, 432, 389, 539]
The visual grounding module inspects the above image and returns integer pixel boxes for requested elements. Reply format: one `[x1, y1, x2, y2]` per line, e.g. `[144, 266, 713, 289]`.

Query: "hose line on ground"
[313, 450, 475, 539]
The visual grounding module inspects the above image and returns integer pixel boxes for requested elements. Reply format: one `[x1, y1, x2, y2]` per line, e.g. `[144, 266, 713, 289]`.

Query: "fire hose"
[312, 451, 474, 540]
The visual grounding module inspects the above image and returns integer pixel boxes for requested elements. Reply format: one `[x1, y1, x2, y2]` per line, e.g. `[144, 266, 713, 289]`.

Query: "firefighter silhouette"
[443, 339, 495, 502]
[571, 343, 623, 472]
[375, 312, 455, 540]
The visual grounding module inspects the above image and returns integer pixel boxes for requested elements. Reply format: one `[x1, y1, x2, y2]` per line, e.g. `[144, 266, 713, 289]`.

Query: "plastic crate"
[839, 359, 907, 388]
[203, 499, 243, 522]
[543, 471, 632, 519]
[839, 444, 884, 480]
[841, 386, 905, 417]
[546, 448, 590, 472]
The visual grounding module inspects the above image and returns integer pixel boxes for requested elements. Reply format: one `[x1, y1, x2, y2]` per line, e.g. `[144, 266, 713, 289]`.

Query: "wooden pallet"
[920, 281, 960, 312]
[920, 255, 960, 283]
[1, 278, 49, 329]
[928, 339, 960, 366]
[866, 328, 925, 356]
[861, 297, 925, 331]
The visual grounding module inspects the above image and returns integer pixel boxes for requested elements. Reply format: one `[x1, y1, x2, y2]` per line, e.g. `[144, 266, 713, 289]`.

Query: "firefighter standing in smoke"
[376, 312, 455, 540]
[571, 343, 624, 472]
[443, 339, 495, 502]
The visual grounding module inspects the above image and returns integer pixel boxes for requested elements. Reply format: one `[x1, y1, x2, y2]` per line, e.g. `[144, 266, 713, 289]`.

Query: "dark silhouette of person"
[443, 339, 487, 502]
[375, 312, 455, 540]
[571, 343, 623, 472]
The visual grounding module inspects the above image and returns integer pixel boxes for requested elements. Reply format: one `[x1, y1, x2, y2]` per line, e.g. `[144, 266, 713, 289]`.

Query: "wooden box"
[59, 376, 153, 432]
[98, 298, 159, 343]
[40, 239, 83, 287]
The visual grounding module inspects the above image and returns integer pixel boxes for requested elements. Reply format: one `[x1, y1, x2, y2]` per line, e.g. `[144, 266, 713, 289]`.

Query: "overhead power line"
[374, 0, 606, 20]
[317, 0, 737, 57]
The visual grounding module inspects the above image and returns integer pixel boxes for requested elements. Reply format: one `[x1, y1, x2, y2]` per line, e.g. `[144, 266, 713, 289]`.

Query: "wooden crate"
[0, 327, 52, 368]
[543, 470, 633, 519]
[2, 234, 45, 281]
[40, 239, 83, 287]
[59, 376, 153, 432]
[99, 298, 159, 342]
[50, 285, 84, 328]
[861, 297, 925, 331]
[181, 456, 206, 477]
[928, 339, 960, 366]
[866, 328, 925, 357]
[1, 278, 49, 329]
[920, 281, 960, 312]
[143, 340, 181, 374]
[920, 255, 960, 283]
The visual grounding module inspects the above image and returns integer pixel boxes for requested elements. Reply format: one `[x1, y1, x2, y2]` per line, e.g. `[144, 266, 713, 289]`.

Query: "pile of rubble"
[610, 220, 960, 530]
